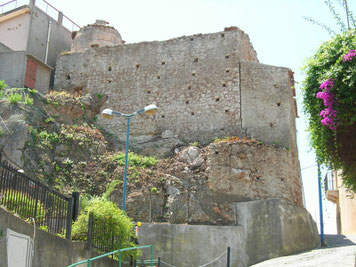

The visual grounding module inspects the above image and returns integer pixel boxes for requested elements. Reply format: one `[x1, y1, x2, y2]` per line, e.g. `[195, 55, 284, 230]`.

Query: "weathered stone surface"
[130, 134, 184, 158]
[240, 62, 298, 154]
[0, 100, 31, 168]
[161, 129, 174, 139]
[110, 141, 303, 225]
[206, 141, 302, 207]
[45, 92, 108, 123]
[54, 27, 284, 148]
[71, 20, 123, 52]
[0, 114, 28, 168]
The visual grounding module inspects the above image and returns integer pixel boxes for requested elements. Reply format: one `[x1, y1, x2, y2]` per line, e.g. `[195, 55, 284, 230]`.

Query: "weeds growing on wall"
[0, 83, 36, 106]
[113, 152, 158, 168]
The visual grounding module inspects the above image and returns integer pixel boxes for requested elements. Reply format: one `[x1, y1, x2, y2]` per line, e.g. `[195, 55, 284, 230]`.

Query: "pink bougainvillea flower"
[343, 49, 356, 62]
[317, 78, 338, 130]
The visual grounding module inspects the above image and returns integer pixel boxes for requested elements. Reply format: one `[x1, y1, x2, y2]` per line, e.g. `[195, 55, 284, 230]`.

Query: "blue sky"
[3, 0, 355, 231]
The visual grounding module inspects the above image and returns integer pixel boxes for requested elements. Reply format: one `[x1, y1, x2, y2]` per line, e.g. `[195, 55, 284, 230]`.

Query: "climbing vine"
[302, 29, 356, 191]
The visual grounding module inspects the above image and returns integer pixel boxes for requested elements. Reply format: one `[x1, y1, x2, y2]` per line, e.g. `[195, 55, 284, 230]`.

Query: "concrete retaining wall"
[139, 223, 247, 267]
[0, 207, 116, 267]
[138, 199, 320, 267]
[234, 199, 320, 265]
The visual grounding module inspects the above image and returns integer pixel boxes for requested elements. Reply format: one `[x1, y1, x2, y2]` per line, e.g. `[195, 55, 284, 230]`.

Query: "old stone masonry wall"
[54, 26, 298, 154]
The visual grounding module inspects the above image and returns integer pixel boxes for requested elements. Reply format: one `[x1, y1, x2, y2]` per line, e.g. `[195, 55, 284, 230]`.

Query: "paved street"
[251, 235, 356, 267]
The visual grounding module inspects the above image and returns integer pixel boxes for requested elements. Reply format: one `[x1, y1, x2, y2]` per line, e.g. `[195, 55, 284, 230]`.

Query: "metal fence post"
[150, 245, 153, 267]
[34, 184, 39, 222]
[72, 192, 80, 221]
[66, 197, 73, 239]
[87, 212, 93, 250]
[227, 247, 230, 267]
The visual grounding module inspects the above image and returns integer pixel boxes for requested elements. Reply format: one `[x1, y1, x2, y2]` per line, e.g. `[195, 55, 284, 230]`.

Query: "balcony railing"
[0, 0, 80, 31]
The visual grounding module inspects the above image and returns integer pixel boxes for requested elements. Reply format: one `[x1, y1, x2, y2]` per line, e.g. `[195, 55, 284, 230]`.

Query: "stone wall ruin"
[54, 25, 298, 156]
[53, 24, 302, 214]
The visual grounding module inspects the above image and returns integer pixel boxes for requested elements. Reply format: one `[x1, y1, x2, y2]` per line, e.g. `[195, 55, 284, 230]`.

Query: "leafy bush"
[0, 80, 7, 90]
[7, 92, 22, 103]
[113, 152, 158, 168]
[71, 197, 137, 259]
[24, 95, 34, 105]
[102, 179, 122, 200]
[302, 29, 356, 191]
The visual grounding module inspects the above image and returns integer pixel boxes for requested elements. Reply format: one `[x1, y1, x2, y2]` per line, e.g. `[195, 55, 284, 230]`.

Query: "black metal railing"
[87, 212, 119, 254]
[0, 155, 73, 239]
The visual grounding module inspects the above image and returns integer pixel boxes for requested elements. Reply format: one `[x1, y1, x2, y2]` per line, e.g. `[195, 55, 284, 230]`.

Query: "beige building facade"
[326, 171, 356, 234]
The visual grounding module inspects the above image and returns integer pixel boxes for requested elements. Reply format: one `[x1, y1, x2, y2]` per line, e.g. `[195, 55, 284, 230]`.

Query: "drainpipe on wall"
[44, 20, 52, 64]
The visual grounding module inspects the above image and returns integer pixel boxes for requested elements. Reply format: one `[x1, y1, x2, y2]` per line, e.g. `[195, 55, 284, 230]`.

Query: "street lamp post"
[101, 104, 158, 212]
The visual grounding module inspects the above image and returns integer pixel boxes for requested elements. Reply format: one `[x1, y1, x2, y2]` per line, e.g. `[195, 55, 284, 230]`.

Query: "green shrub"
[0, 80, 7, 90]
[24, 95, 34, 105]
[113, 152, 158, 168]
[151, 187, 159, 194]
[102, 180, 122, 200]
[7, 92, 22, 103]
[71, 197, 137, 259]
[28, 88, 37, 95]
[44, 117, 54, 124]
[36, 130, 60, 149]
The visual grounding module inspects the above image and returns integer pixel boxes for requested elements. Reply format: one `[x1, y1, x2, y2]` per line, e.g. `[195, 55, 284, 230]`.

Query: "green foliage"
[96, 93, 103, 100]
[39, 225, 49, 232]
[102, 179, 122, 200]
[37, 130, 60, 149]
[302, 29, 356, 191]
[113, 152, 158, 168]
[151, 187, 159, 194]
[28, 127, 60, 149]
[1, 190, 46, 220]
[44, 117, 54, 124]
[191, 141, 199, 147]
[24, 95, 34, 105]
[7, 92, 22, 104]
[71, 197, 137, 259]
[28, 88, 38, 95]
[0, 80, 7, 91]
[78, 193, 92, 212]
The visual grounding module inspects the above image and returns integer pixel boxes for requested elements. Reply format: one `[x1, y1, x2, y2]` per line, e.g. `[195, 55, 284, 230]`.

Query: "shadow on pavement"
[324, 234, 356, 248]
